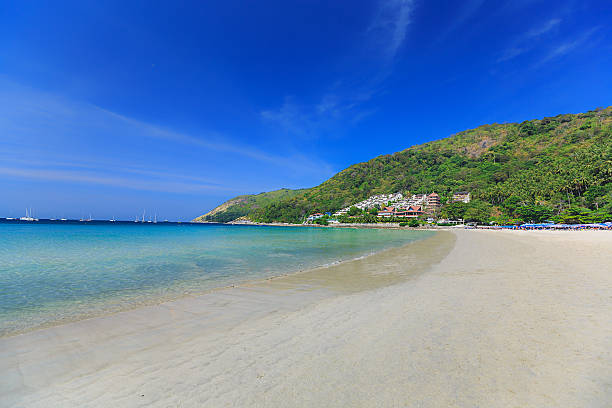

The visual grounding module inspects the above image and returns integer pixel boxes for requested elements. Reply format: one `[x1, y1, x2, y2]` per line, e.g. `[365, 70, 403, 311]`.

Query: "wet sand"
[1, 230, 611, 407]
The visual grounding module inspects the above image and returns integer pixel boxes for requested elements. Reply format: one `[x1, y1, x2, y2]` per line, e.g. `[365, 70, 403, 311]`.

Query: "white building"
[334, 193, 404, 216]
[452, 191, 471, 203]
[306, 213, 324, 222]
[334, 192, 444, 217]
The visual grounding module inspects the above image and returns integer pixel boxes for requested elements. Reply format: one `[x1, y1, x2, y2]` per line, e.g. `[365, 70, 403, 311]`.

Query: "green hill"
[193, 188, 307, 223]
[202, 107, 612, 224]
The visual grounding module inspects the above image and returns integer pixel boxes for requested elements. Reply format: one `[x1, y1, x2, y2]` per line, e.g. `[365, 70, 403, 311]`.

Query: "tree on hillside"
[463, 201, 493, 224]
[348, 206, 361, 216]
[441, 202, 467, 220]
[502, 195, 523, 214]
[583, 185, 607, 209]
[515, 205, 554, 223]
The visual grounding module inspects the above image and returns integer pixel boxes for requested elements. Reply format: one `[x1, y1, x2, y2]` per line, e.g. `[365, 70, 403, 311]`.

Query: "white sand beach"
[1, 230, 611, 407]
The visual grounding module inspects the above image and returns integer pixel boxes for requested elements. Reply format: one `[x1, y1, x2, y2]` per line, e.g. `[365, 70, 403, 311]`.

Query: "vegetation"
[192, 188, 307, 223]
[313, 217, 329, 226]
[201, 107, 612, 225]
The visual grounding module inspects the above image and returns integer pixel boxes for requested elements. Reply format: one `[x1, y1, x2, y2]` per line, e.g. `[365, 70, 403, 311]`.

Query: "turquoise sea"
[0, 222, 432, 336]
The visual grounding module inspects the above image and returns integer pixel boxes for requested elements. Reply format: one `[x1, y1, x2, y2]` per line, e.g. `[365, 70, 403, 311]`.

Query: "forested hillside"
[193, 188, 306, 223]
[200, 107, 612, 224]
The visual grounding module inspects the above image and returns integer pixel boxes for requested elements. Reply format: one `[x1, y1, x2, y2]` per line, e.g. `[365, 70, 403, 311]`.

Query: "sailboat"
[109, 216, 116, 222]
[20, 208, 38, 221]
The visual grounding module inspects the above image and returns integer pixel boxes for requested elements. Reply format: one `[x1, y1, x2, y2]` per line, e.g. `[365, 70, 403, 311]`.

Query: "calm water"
[0, 222, 433, 336]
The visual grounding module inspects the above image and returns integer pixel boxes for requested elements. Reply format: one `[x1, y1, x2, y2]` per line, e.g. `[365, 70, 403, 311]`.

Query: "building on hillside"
[438, 218, 464, 225]
[394, 193, 426, 208]
[425, 193, 441, 213]
[426, 193, 440, 207]
[335, 192, 405, 215]
[378, 206, 424, 218]
[394, 206, 424, 218]
[412, 194, 427, 203]
[452, 191, 471, 203]
[377, 207, 396, 218]
[306, 213, 324, 222]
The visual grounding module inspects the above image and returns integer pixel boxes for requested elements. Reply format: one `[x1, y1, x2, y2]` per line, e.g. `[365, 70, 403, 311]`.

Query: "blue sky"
[1, 0, 611, 220]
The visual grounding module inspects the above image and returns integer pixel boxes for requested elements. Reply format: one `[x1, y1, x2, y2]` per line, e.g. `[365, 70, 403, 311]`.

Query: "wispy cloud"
[262, 0, 415, 139]
[497, 18, 561, 62]
[261, 97, 314, 138]
[496, 47, 526, 63]
[368, 0, 415, 63]
[495, 0, 550, 14]
[525, 17, 561, 38]
[436, 0, 486, 43]
[0, 153, 230, 188]
[534, 27, 599, 67]
[0, 165, 238, 194]
[98, 107, 333, 174]
[0, 79, 336, 195]
[260, 92, 376, 139]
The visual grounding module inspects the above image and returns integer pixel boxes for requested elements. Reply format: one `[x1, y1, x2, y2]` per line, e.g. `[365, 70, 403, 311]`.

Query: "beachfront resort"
[307, 191, 467, 224]
[305, 190, 612, 230]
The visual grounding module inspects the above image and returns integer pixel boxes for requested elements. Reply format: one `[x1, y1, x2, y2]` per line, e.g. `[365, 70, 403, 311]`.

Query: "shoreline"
[197, 220, 612, 231]
[0, 230, 441, 339]
[0, 231, 456, 407]
[2, 229, 611, 407]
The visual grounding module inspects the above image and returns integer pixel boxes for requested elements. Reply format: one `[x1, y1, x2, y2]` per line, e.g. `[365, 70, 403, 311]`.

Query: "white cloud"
[262, 0, 416, 139]
[0, 166, 237, 194]
[96, 106, 329, 172]
[435, 0, 486, 43]
[497, 18, 562, 63]
[497, 47, 526, 63]
[369, 0, 415, 62]
[261, 97, 313, 138]
[525, 18, 561, 38]
[0, 80, 336, 193]
[535, 27, 599, 67]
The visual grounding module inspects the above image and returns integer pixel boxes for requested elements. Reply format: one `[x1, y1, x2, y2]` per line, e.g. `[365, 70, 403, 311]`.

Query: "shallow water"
[0, 223, 433, 336]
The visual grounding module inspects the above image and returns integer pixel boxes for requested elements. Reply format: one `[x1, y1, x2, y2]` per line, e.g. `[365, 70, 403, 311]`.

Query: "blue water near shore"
[0, 222, 433, 336]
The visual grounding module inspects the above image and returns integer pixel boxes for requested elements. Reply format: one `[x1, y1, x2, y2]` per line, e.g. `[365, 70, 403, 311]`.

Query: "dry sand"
[1, 230, 611, 407]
